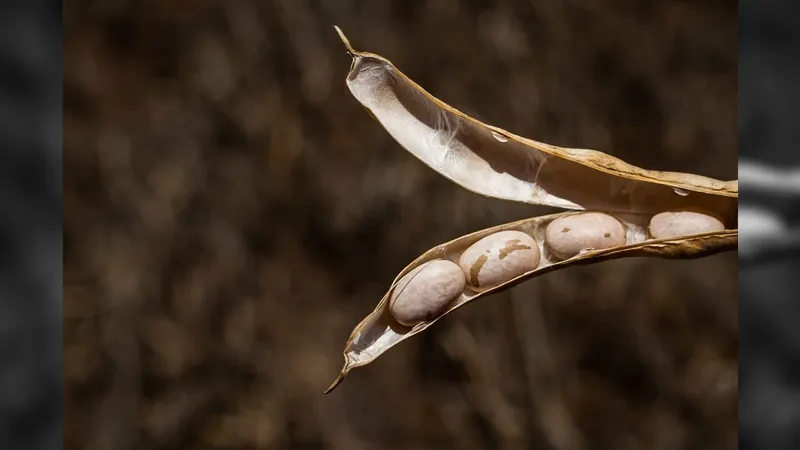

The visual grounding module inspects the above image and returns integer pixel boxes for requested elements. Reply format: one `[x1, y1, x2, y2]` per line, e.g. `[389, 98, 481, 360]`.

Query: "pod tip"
[323, 359, 350, 394]
[333, 25, 356, 55]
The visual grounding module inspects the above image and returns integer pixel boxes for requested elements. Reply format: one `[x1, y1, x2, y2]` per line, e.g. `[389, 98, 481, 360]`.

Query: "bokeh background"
[739, 1, 800, 449]
[63, 1, 737, 449]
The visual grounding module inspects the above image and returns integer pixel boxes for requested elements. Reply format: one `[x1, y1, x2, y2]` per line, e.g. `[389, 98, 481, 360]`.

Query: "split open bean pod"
[325, 27, 738, 393]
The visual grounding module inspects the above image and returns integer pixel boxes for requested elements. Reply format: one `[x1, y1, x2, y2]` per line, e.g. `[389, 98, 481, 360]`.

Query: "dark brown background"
[64, 1, 737, 449]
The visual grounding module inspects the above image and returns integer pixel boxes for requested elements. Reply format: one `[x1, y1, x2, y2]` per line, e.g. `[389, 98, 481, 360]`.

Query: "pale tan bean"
[389, 260, 465, 327]
[457, 230, 540, 291]
[648, 211, 725, 239]
[545, 212, 626, 260]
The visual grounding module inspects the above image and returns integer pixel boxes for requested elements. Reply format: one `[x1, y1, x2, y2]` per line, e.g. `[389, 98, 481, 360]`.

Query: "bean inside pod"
[458, 230, 541, 291]
[648, 210, 726, 239]
[388, 259, 465, 327]
[544, 212, 627, 260]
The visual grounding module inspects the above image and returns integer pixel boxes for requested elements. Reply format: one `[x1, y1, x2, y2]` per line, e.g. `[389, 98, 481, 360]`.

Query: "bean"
[545, 213, 626, 260]
[649, 211, 725, 239]
[458, 230, 540, 291]
[389, 260, 465, 327]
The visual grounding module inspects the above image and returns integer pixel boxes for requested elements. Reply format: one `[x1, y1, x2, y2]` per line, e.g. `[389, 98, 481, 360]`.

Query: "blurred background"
[63, 1, 737, 449]
[739, 0, 800, 449]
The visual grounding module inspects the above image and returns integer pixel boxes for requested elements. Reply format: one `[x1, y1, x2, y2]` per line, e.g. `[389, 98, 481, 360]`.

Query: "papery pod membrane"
[326, 27, 738, 393]
[333, 27, 737, 222]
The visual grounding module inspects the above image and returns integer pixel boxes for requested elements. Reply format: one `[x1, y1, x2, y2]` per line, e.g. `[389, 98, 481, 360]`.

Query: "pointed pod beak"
[323, 359, 350, 394]
[333, 25, 357, 58]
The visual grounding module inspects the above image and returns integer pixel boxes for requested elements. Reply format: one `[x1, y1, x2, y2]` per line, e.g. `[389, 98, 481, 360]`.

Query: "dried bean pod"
[545, 213, 627, 260]
[389, 260, 465, 327]
[458, 230, 540, 291]
[326, 27, 739, 394]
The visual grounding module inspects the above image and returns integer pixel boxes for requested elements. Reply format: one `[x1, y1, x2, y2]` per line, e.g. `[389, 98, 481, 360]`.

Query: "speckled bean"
[457, 230, 540, 291]
[389, 259, 465, 327]
[545, 213, 627, 260]
[648, 211, 725, 239]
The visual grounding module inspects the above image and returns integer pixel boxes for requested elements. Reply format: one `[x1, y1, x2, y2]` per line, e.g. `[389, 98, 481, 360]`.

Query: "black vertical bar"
[0, 1, 62, 450]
